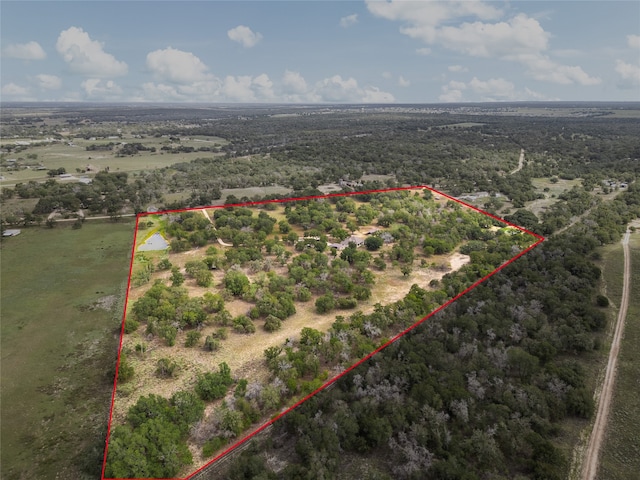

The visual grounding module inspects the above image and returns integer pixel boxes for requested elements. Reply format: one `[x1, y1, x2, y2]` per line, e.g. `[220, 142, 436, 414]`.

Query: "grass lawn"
[598, 231, 640, 479]
[0, 220, 134, 479]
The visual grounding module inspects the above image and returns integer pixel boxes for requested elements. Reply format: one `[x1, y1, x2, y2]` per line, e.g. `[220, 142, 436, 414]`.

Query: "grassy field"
[0, 220, 135, 479]
[1, 134, 227, 186]
[597, 230, 640, 479]
[562, 237, 628, 480]
[527, 177, 582, 216]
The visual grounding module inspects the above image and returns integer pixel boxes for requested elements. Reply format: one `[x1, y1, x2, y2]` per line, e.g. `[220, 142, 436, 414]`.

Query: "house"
[2, 229, 21, 237]
[328, 235, 365, 250]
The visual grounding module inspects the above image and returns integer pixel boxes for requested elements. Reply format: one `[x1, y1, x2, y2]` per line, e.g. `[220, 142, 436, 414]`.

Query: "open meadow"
[1, 134, 227, 186]
[597, 229, 640, 479]
[0, 220, 134, 479]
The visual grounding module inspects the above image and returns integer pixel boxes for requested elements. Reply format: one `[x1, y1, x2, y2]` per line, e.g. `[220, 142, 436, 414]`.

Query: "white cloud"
[468, 77, 516, 99]
[252, 73, 275, 99]
[1, 82, 30, 96]
[439, 77, 554, 102]
[517, 53, 601, 85]
[140, 82, 185, 102]
[81, 78, 122, 97]
[368, 2, 599, 87]
[35, 74, 62, 90]
[340, 14, 358, 28]
[628, 34, 640, 49]
[222, 75, 256, 101]
[398, 75, 410, 87]
[615, 60, 640, 88]
[315, 75, 360, 102]
[56, 27, 127, 77]
[367, 1, 502, 32]
[227, 25, 263, 48]
[146, 47, 210, 84]
[439, 80, 466, 102]
[435, 14, 549, 58]
[448, 65, 468, 73]
[416, 47, 432, 56]
[314, 75, 394, 103]
[282, 70, 308, 94]
[362, 86, 395, 103]
[3, 41, 46, 60]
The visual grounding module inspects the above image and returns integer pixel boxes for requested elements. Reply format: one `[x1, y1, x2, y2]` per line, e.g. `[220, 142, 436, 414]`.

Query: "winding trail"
[510, 148, 525, 174]
[201, 208, 233, 247]
[582, 229, 632, 480]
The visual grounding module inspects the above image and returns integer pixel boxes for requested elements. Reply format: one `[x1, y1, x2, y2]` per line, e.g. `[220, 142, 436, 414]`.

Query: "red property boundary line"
[101, 185, 545, 480]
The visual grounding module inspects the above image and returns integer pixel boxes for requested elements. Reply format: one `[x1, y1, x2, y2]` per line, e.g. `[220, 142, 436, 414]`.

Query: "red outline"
[102, 186, 544, 480]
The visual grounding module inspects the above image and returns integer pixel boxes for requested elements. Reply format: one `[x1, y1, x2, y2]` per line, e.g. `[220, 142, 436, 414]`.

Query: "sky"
[1, 1, 639, 103]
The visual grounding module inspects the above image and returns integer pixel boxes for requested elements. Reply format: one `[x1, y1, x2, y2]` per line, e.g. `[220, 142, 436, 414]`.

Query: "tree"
[315, 293, 335, 314]
[364, 236, 383, 251]
[264, 315, 282, 332]
[170, 267, 184, 287]
[196, 363, 233, 401]
[224, 270, 250, 296]
[194, 269, 213, 287]
[118, 353, 134, 383]
[185, 331, 201, 347]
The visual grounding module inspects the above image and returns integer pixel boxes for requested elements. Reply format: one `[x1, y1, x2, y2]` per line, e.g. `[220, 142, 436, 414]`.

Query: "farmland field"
[0, 220, 134, 479]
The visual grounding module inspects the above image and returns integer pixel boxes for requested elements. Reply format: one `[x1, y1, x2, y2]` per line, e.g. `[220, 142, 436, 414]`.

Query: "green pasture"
[598, 232, 640, 479]
[0, 134, 227, 186]
[0, 220, 134, 479]
[526, 177, 582, 216]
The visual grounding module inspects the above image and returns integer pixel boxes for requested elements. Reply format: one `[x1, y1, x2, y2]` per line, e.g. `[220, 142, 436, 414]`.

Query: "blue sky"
[1, 1, 639, 103]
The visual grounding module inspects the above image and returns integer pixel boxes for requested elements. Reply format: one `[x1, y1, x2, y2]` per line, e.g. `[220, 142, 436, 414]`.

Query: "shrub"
[337, 297, 358, 309]
[185, 330, 201, 347]
[195, 363, 233, 401]
[156, 357, 179, 378]
[204, 335, 221, 351]
[124, 318, 139, 334]
[203, 437, 227, 457]
[263, 315, 282, 332]
[233, 315, 256, 334]
[214, 327, 228, 340]
[118, 354, 134, 383]
[315, 293, 335, 314]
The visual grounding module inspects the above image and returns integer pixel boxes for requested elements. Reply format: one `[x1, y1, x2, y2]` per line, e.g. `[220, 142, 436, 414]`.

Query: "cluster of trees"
[208, 184, 640, 480]
[130, 282, 209, 346]
[105, 391, 204, 478]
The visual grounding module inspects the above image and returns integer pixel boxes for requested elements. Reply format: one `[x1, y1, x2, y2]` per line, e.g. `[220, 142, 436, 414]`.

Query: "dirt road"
[582, 229, 632, 480]
[510, 149, 525, 174]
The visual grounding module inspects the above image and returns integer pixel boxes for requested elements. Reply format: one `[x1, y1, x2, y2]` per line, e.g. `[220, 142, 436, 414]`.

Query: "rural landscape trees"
[1, 103, 638, 480]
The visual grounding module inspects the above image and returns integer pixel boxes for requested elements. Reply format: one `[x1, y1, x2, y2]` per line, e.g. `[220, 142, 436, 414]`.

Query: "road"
[582, 229, 632, 480]
[510, 149, 525, 174]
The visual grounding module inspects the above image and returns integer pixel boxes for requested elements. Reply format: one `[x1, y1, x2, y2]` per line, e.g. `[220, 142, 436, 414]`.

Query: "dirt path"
[582, 229, 632, 480]
[201, 208, 233, 247]
[510, 148, 525, 174]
